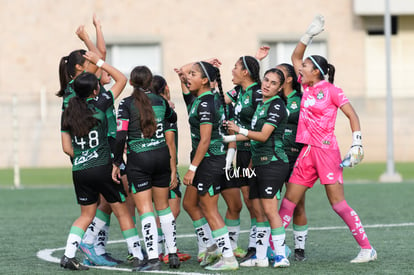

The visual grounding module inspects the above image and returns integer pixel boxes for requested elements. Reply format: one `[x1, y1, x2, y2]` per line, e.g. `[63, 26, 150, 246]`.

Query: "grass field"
[1, 164, 413, 274]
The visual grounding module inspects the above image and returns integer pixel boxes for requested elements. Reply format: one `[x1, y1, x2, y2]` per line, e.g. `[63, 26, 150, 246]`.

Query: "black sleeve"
[162, 97, 177, 123]
[265, 98, 287, 127]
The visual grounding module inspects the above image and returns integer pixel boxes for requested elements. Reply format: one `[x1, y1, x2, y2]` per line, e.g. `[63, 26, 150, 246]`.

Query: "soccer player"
[151, 75, 191, 264]
[111, 66, 179, 271]
[223, 68, 290, 268]
[180, 61, 239, 271]
[60, 52, 145, 270]
[223, 55, 264, 262]
[276, 63, 307, 261]
[278, 15, 377, 263]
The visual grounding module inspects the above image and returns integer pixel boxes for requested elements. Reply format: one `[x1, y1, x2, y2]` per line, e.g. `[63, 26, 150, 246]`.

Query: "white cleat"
[350, 248, 377, 263]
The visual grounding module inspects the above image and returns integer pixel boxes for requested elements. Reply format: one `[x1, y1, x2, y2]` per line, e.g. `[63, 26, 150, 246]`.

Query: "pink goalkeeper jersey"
[296, 76, 349, 150]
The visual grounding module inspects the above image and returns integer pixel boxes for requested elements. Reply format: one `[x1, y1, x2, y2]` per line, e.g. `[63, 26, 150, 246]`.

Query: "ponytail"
[57, 49, 86, 97]
[130, 66, 156, 138]
[214, 67, 228, 122]
[327, 63, 335, 84]
[62, 96, 99, 137]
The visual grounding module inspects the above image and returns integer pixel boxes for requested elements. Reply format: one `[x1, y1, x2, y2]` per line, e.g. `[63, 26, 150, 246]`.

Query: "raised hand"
[300, 14, 325, 45]
[255, 46, 270, 61]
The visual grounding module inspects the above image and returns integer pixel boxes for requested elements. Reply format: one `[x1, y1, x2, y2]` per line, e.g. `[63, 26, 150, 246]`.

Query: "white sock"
[193, 217, 215, 254]
[141, 212, 158, 260]
[293, 224, 308, 250]
[248, 218, 257, 249]
[212, 227, 233, 258]
[122, 228, 143, 260]
[82, 210, 109, 245]
[64, 226, 84, 258]
[271, 227, 286, 257]
[225, 218, 240, 250]
[256, 222, 270, 259]
[157, 207, 177, 254]
[94, 224, 109, 255]
[157, 227, 164, 255]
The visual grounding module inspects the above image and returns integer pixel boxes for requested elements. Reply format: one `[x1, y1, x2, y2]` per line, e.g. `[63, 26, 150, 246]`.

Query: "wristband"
[96, 59, 105, 68]
[239, 128, 248, 137]
[189, 164, 197, 172]
[352, 131, 362, 146]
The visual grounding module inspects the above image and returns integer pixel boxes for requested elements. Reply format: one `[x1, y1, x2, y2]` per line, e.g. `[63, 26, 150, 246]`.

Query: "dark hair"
[62, 72, 99, 137]
[308, 55, 336, 84]
[214, 67, 228, 122]
[278, 63, 302, 96]
[151, 75, 167, 96]
[238, 56, 261, 86]
[57, 49, 87, 97]
[130, 66, 156, 138]
[263, 68, 286, 103]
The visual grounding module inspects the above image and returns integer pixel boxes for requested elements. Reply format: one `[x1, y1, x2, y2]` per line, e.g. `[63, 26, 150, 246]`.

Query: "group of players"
[57, 14, 377, 271]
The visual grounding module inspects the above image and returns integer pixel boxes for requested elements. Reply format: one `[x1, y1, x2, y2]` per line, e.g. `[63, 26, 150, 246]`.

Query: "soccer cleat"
[168, 253, 180, 269]
[294, 248, 306, 261]
[159, 252, 165, 262]
[350, 248, 377, 263]
[126, 253, 135, 263]
[240, 247, 256, 264]
[267, 246, 276, 261]
[78, 242, 117, 266]
[200, 245, 220, 267]
[101, 253, 123, 264]
[197, 251, 206, 263]
[273, 255, 290, 268]
[233, 247, 247, 258]
[136, 258, 161, 271]
[60, 255, 89, 270]
[205, 255, 239, 271]
[82, 258, 96, 266]
[240, 255, 269, 267]
[131, 257, 146, 269]
[177, 250, 191, 262]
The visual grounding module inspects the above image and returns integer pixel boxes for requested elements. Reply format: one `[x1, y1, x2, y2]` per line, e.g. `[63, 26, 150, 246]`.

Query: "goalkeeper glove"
[300, 14, 325, 45]
[341, 131, 364, 168]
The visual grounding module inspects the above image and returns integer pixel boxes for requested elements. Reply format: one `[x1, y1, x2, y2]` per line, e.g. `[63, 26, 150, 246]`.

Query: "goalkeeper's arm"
[340, 103, 364, 167]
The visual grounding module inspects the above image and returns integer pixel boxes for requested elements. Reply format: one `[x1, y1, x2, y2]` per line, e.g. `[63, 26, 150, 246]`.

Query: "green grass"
[1, 162, 413, 188]
[0, 165, 413, 274]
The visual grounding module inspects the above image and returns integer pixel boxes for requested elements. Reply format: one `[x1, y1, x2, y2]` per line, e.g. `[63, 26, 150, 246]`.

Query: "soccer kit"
[290, 78, 350, 187]
[165, 121, 182, 199]
[114, 92, 177, 192]
[248, 95, 289, 199]
[61, 90, 125, 205]
[184, 91, 226, 196]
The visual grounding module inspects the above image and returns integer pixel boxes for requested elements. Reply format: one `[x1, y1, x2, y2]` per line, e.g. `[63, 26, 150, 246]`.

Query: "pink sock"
[279, 198, 296, 229]
[332, 200, 371, 249]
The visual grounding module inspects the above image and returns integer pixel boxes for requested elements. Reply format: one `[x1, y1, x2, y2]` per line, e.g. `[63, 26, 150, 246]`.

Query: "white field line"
[37, 222, 414, 273]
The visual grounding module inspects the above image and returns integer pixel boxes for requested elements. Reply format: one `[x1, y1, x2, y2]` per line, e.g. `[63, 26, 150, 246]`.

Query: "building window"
[260, 41, 328, 73]
[365, 16, 398, 36]
[106, 43, 162, 76]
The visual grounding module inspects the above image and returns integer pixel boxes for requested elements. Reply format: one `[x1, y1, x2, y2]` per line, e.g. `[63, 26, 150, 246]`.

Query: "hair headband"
[242, 56, 252, 76]
[198, 62, 212, 83]
[308, 56, 325, 76]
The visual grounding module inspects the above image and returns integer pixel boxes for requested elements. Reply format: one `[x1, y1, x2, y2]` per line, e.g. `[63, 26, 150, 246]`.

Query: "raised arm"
[292, 15, 325, 77]
[93, 14, 106, 60]
[83, 51, 127, 99]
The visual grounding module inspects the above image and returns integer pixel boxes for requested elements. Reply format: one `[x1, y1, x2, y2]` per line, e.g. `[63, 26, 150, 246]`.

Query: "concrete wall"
[0, 0, 412, 168]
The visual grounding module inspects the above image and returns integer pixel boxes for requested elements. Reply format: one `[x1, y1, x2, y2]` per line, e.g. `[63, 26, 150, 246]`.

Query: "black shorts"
[221, 167, 240, 191]
[234, 150, 252, 187]
[192, 155, 225, 196]
[126, 146, 171, 193]
[73, 163, 126, 205]
[169, 171, 182, 199]
[249, 160, 289, 199]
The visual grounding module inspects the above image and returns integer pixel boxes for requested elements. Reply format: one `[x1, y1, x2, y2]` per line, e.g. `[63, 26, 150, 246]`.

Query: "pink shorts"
[288, 145, 343, 188]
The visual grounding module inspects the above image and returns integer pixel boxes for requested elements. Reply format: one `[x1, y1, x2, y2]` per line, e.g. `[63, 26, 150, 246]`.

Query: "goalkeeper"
[278, 15, 377, 263]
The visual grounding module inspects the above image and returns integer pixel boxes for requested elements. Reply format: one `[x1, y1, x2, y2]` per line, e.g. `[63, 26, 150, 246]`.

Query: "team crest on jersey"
[244, 95, 250, 105]
[290, 101, 298, 110]
[259, 107, 265, 116]
[317, 90, 325, 99]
